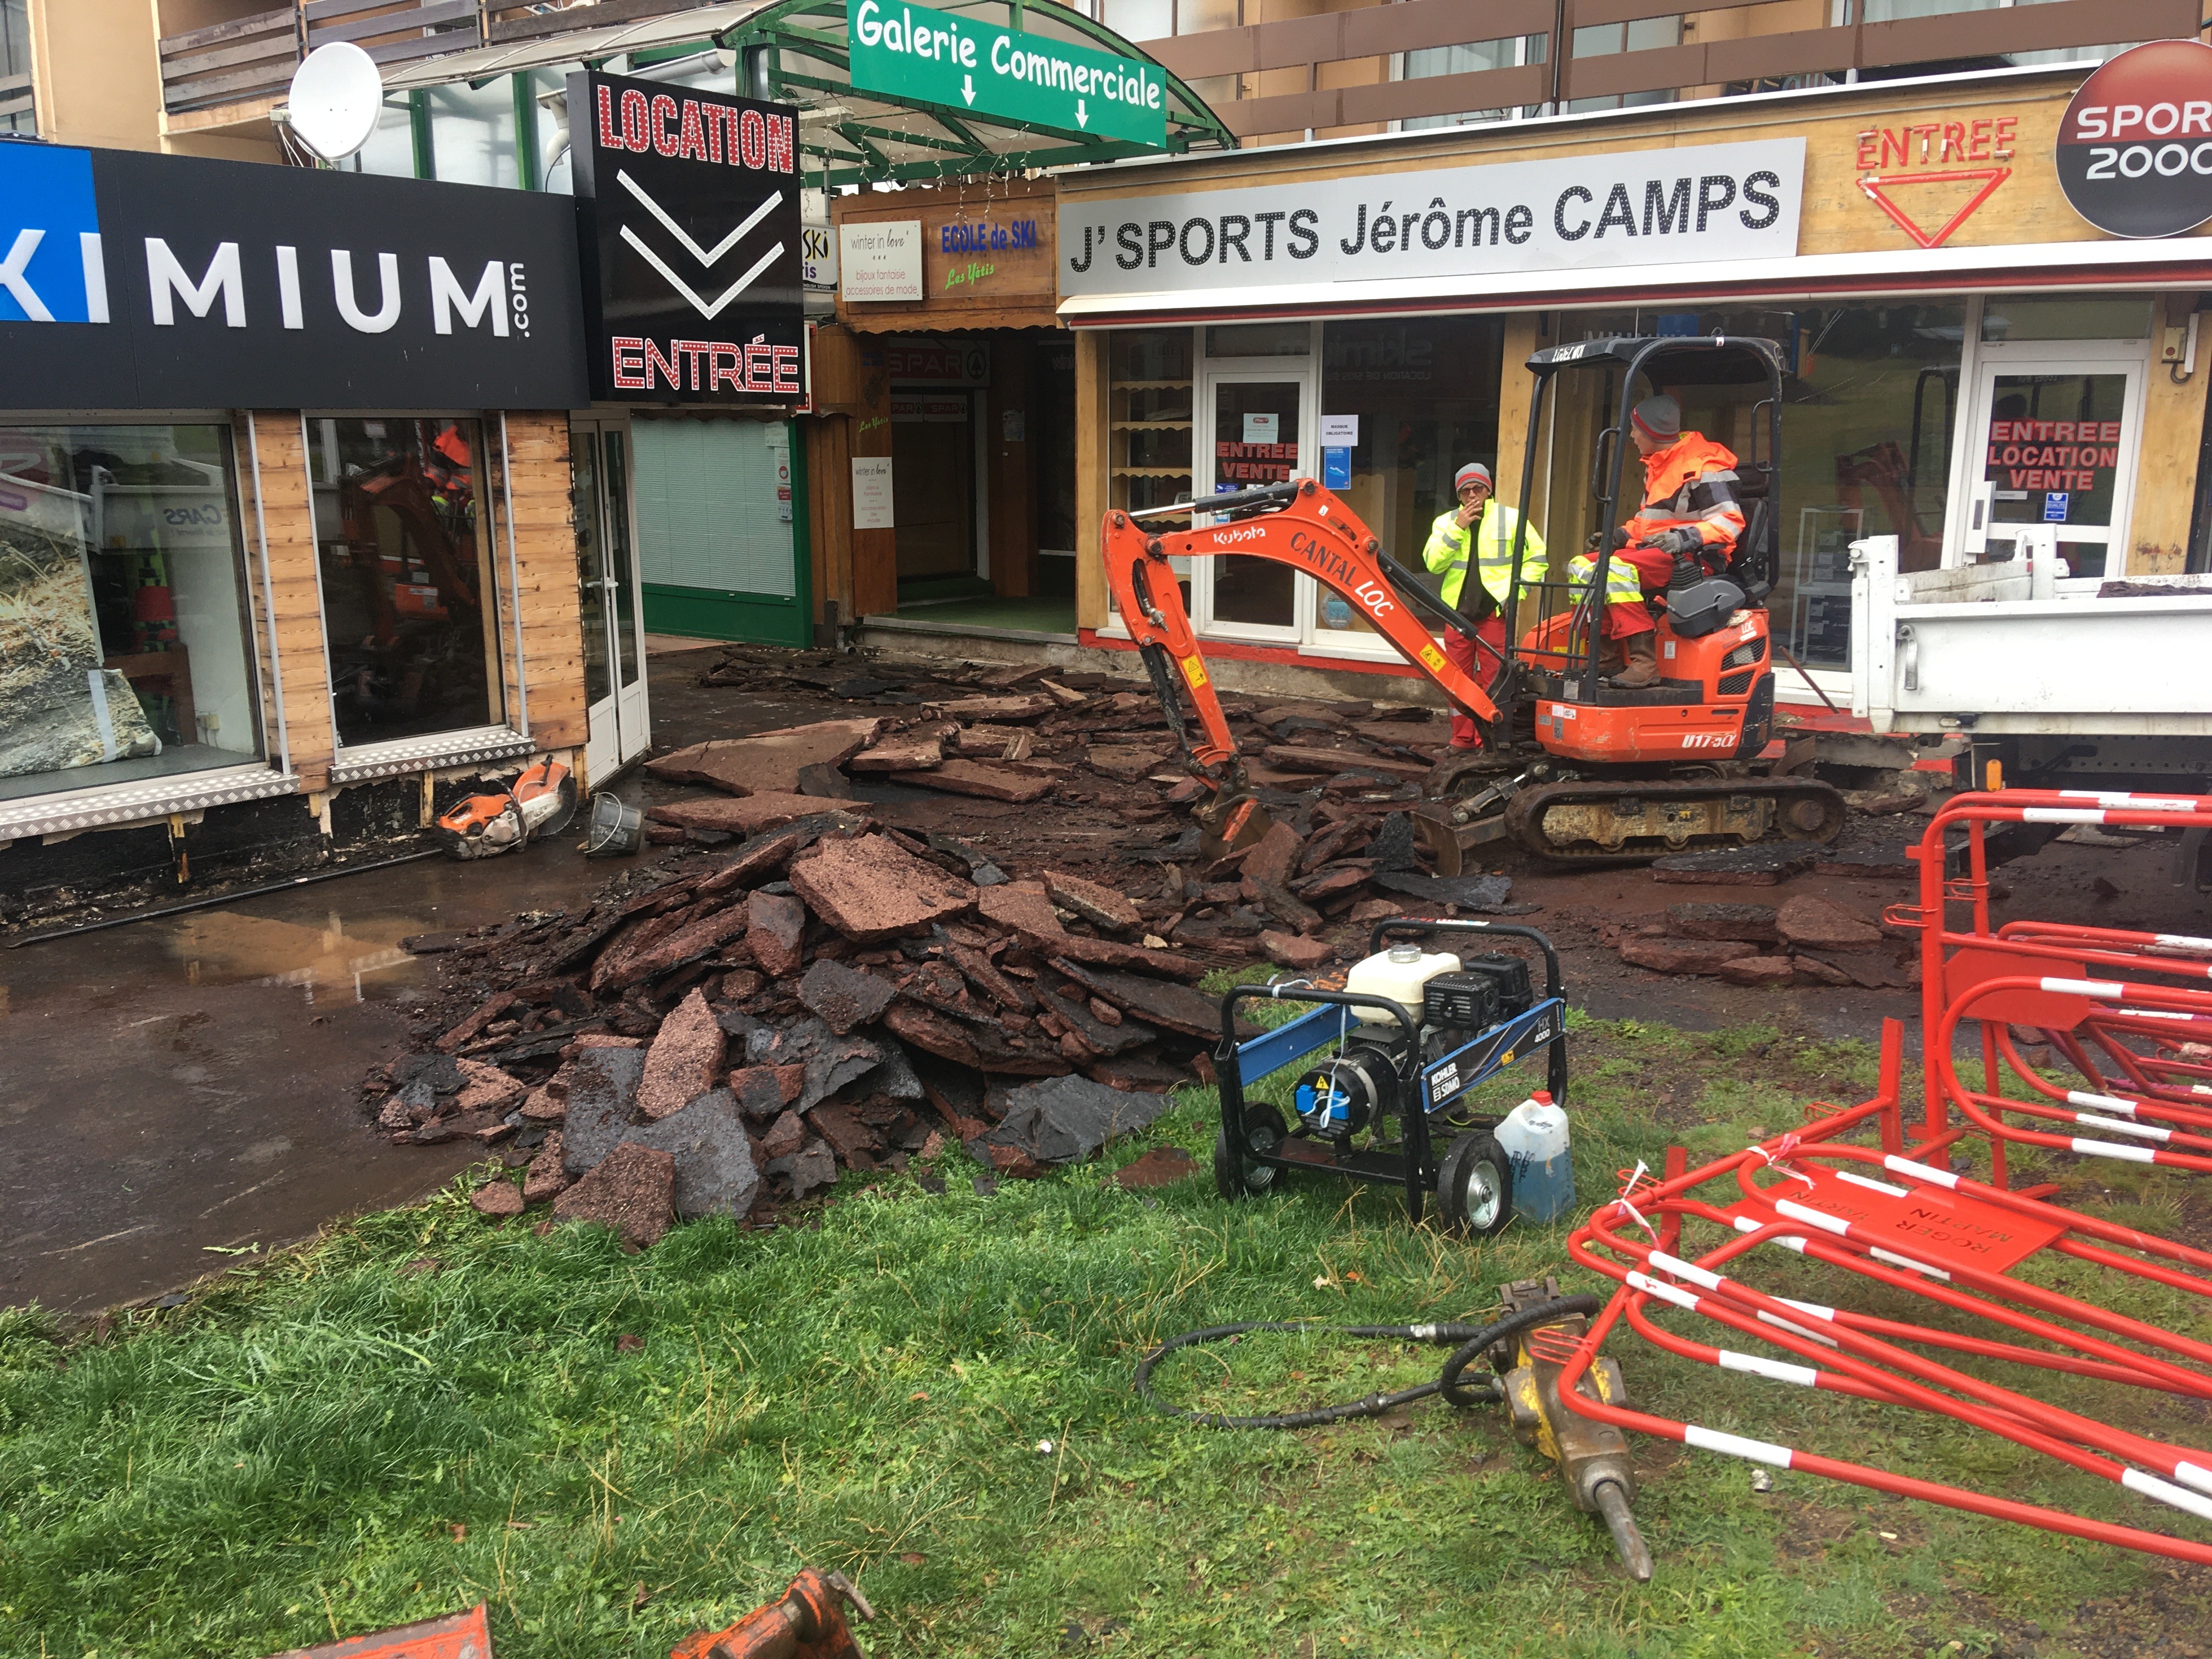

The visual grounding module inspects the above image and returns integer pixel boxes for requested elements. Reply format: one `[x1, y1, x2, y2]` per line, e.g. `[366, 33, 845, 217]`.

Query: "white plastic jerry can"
[1496, 1090, 1574, 1224]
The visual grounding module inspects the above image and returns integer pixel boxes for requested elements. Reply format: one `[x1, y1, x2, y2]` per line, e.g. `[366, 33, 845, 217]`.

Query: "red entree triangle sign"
[1858, 167, 2012, 249]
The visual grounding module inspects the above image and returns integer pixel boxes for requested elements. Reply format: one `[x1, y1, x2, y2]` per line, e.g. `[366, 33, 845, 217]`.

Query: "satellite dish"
[286, 42, 383, 163]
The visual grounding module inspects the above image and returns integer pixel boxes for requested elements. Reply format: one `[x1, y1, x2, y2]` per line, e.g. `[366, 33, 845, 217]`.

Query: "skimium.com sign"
[849, 1, 1166, 149]
[1058, 138, 1805, 298]
[0, 141, 586, 409]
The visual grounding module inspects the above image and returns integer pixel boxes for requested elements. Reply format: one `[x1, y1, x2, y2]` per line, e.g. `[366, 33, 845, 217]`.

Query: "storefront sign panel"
[803, 223, 837, 289]
[848, 0, 1167, 149]
[841, 220, 924, 302]
[1058, 138, 1804, 297]
[0, 144, 588, 410]
[853, 455, 895, 528]
[2057, 40, 2212, 239]
[570, 71, 804, 405]
[884, 338, 990, 385]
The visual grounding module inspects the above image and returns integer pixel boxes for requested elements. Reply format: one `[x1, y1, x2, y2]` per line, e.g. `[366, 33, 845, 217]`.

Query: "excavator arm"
[1103, 481, 1503, 793]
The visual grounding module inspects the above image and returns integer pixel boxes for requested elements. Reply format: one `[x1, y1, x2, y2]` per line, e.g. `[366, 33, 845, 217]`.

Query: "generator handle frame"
[1365, 918, 1570, 1106]
[1216, 985, 1435, 1221]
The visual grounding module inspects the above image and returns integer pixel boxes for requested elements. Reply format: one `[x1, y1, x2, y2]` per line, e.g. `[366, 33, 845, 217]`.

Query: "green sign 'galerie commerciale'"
[847, 0, 1169, 148]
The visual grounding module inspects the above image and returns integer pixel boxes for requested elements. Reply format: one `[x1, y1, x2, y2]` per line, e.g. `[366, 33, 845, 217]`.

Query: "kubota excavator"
[1103, 334, 1847, 862]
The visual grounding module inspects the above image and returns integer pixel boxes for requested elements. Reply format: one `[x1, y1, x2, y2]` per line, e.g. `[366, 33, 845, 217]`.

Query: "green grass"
[2, 1009, 2207, 1659]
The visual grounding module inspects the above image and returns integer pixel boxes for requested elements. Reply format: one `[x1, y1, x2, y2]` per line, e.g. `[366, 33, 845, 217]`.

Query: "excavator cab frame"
[1498, 333, 1786, 712]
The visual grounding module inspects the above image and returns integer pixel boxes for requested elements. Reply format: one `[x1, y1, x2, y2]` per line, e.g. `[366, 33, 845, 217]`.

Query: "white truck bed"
[1849, 532, 2212, 739]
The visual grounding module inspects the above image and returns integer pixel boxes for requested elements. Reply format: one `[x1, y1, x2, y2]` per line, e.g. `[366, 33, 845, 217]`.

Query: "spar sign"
[848, 1, 1167, 149]
[2058, 39, 2212, 239]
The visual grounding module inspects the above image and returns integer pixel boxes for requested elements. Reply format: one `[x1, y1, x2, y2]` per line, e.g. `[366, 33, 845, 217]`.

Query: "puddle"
[0, 836, 634, 1316]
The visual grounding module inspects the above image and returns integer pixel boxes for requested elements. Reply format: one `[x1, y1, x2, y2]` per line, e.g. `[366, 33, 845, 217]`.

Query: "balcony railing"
[159, 1, 489, 117]
[1142, 0, 2200, 138]
[156, 0, 2198, 131]
[482, 1, 698, 44]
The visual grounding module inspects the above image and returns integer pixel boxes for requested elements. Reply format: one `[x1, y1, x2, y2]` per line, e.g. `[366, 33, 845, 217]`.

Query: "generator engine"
[1290, 943, 1536, 1142]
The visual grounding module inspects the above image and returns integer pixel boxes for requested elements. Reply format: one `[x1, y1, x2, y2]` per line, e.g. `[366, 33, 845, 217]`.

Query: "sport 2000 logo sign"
[2057, 39, 2212, 239]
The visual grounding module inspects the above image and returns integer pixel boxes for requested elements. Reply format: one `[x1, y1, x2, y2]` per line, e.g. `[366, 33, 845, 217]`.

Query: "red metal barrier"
[1888, 789, 2212, 1183]
[1553, 1018, 2212, 1568]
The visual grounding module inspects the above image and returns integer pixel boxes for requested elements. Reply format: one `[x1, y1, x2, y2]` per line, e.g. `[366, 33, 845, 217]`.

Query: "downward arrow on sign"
[1075, 97, 1088, 127]
[962, 72, 975, 105]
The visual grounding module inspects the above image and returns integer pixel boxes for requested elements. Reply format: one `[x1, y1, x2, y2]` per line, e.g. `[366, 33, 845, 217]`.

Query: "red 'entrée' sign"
[1985, 417, 2121, 494]
[1216, 439, 1294, 483]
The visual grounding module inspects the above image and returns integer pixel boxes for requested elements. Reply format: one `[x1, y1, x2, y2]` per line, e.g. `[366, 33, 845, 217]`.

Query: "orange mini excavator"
[1103, 334, 1846, 862]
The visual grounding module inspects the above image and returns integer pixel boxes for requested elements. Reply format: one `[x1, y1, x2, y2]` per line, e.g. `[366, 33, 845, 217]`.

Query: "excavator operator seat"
[1731, 461, 1775, 601]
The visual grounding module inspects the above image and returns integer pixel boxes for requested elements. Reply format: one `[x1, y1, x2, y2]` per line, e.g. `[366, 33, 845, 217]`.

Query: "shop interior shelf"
[1111, 467, 1194, 477]
[1112, 420, 1193, 431]
[1113, 380, 1194, 391]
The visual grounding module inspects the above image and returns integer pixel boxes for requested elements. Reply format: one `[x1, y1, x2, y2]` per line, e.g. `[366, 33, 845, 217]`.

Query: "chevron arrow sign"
[569, 70, 806, 404]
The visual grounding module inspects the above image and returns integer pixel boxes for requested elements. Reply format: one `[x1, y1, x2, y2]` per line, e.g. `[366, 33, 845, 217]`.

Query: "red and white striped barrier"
[1557, 1022, 2212, 1568]
[1884, 790, 2212, 1184]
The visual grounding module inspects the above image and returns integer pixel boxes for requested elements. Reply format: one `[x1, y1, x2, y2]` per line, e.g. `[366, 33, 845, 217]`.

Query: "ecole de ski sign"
[1058, 138, 1805, 297]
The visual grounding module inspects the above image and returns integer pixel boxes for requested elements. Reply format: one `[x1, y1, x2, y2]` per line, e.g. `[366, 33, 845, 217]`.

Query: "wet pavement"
[7, 638, 2207, 1316]
[0, 646, 811, 1318]
[0, 839, 616, 1316]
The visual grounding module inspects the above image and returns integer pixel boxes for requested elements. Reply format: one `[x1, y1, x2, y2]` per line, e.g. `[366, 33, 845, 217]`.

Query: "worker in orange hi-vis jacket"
[1570, 393, 1748, 687]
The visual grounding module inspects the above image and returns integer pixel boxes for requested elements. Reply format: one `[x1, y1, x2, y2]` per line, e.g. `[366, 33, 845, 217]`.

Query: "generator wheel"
[1437, 1131, 1514, 1237]
[1215, 1103, 1288, 1199]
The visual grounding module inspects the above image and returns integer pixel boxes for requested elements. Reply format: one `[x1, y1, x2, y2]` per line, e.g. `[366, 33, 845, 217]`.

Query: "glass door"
[1959, 345, 2146, 579]
[1194, 367, 1313, 642]
[571, 416, 650, 787]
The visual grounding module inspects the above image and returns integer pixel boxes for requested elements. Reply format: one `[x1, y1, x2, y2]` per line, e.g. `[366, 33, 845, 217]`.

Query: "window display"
[308, 417, 507, 748]
[0, 424, 262, 803]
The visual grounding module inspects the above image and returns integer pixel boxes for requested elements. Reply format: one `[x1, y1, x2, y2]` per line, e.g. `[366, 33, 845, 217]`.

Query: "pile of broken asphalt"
[363, 653, 1534, 1248]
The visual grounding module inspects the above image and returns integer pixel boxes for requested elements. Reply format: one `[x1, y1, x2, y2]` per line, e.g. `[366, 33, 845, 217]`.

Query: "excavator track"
[1500, 775, 1847, 861]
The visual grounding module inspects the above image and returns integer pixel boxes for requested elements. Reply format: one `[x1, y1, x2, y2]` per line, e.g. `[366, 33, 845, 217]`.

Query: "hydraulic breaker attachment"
[1490, 1277, 1652, 1581]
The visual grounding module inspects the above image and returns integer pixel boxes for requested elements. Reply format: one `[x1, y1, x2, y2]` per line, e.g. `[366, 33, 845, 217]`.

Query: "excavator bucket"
[1195, 790, 1276, 861]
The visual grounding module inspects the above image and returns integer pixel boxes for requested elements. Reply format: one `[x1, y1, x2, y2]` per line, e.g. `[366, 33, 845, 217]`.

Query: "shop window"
[0, 424, 263, 804]
[1567, 304, 1966, 668]
[1319, 317, 1506, 635]
[1107, 330, 1195, 618]
[1207, 322, 1310, 358]
[308, 417, 507, 749]
[1982, 297, 2153, 343]
[1109, 329, 1195, 522]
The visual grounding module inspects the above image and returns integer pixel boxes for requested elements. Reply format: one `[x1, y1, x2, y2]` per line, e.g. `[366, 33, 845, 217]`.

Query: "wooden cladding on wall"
[240, 410, 336, 791]
[494, 411, 588, 753]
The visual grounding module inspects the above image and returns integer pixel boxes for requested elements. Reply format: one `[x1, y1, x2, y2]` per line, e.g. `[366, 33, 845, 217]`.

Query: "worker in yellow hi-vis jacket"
[1422, 460, 1547, 750]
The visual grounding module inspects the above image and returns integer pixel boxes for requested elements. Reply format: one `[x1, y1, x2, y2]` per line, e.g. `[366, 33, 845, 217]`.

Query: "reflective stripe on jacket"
[1421, 501, 1547, 611]
[1623, 433, 1747, 560]
[1567, 549, 1645, 607]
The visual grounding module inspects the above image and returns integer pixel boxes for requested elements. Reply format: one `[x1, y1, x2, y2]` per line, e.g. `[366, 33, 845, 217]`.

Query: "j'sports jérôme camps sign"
[2058, 38, 2212, 239]
[847, 0, 1168, 149]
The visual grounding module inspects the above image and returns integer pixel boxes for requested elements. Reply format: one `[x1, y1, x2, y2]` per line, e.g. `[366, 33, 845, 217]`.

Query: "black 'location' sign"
[569, 70, 805, 404]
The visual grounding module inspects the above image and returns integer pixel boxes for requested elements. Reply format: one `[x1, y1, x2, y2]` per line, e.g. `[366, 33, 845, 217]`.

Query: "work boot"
[1610, 633, 1659, 688]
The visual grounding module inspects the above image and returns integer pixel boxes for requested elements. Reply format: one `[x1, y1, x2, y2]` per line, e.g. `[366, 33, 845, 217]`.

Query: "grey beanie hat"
[1630, 394, 1681, 441]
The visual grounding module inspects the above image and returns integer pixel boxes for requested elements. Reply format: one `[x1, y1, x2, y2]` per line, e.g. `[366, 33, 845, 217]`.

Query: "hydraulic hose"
[1135, 1295, 1602, 1430]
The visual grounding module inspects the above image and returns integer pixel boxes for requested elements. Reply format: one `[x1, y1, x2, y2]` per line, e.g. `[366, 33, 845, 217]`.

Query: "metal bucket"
[583, 791, 643, 857]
